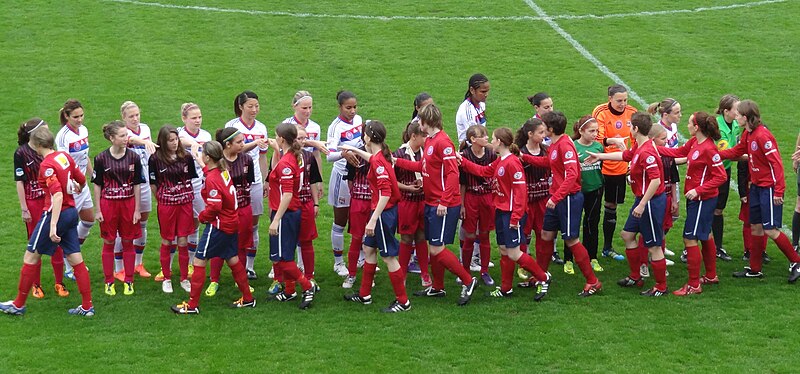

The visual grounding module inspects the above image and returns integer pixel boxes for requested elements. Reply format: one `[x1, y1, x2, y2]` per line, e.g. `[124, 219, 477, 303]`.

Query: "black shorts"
[715, 168, 732, 210]
[603, 174, 627, 205]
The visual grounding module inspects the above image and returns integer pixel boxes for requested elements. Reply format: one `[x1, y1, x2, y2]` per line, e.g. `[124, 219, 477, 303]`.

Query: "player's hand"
[685, 189, 698, 200]
[95, 211, 104, 223]
[67, 179, 81, 194]
[269, 221, 279, 236]
[50, 226, 61, 243]
[741, 196, 748, 204]
[606, 137, 627, 150]
[454, 152, 463, 165]
[314, 205, 319, 218]
[436, 204, 447, 217]
[633, 203, 645, 218]
[791, 146, 800, 163]
[21, 209, 31, 223]
[510, 223, 519, 229]
[584, 152, 601, 165]
[318, 185, 325, 200]
[342, 150, 359, 166]
[365, 219, 376, 237]
[546, 199, 555, 209]
[460, 207, 465, 220]
[263, 184, 269, 198]
[145, 141, 159, 155]
[774, 196, 784, 206]
[671, 200, 679, 215]
[132, 210, 141, 224]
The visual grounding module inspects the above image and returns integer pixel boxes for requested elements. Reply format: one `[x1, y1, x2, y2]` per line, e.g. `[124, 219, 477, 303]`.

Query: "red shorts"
[348, 198, 372, 238]
[462, 192, 495, 233]
[398, 199, 424, 235]
[157, 202, 194, 240]
[524, 198, 547, 237]
[100, 197, 142, 241]
[238, 204, 254, 250]
[739, 200, 749, 223]
[299, 199, 319, 242]
[25, 198, 46, 238]
[663, 193, 674, 231]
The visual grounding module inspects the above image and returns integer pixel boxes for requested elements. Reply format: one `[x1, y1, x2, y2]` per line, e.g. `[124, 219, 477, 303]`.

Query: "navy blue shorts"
[363, 205, 400, 257]
[269, 209, 301, 262]
[683, 197, 717, 240]
[495, 210, 527, 248]
[424, 205, 460, 246]
[749, 185, 783, 230]
[623, 193, 666, 247]
[543, 192, 584, 240]
[194, 224, 238, 260]
[27, 207, 80, 256]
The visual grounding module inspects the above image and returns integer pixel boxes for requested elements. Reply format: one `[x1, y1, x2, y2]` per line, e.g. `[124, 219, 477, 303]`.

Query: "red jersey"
[521, 135, 581, 205]
[394, 130, 461, 207]
[459, 146, 497, 195]
[392, 146, 424, 202]
[621, 139, 665, 197]
[39, 151, 85, 212]
[659, 137, 727, 200]
[269, 152, 302, 212]
[92, 149, 144, 200]
[14, 143, 45, 200]
[368, 152, 401, 210]
[199, 167, 238, 234]
[227, 154, 254, 208]
[719, 124, 786, 197]
[461, 153, 528, 226]
[345, 154, 372, 201]
[148, 155, 198, 205]
[520, 144, 550, 202]
[298, 150, 322, 203]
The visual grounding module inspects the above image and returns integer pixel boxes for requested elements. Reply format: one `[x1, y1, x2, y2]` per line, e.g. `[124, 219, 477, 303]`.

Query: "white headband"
[27, 120, 44, 134]
[579, 117, 595, 130]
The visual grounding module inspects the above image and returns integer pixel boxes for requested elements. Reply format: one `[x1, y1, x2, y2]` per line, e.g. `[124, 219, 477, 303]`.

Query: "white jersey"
[178, 126, 212, 191]
[225, 117, 269, 183]
[284, 116, 321, 153]
[455, 98, 486, 143]
[55, 124, 90, 175]
[325, 114, 364, 174]
[659, 120, 680, 148]
[127, 123, 153, 182]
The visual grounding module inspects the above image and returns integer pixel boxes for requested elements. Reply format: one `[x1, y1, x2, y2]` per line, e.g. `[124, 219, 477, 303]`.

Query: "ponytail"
[464, 73, 489, 100]
[515, 118, 540, 149]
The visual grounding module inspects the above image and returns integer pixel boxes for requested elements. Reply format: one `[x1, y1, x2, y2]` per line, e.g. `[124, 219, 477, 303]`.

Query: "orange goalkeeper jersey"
[593, 103, 637, 176]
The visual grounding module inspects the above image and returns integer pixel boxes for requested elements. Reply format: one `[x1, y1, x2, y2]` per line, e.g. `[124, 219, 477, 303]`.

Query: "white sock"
[133, 221, 147, 266]
[64, 258, 74, 273]
[332, 223, 345, 265]
[296, 246, 304, 269]
[248, 224, 258, 272]
[246, 256, 255, 273]
[170, 239, 177, 268]
[77, 220, 94, 242]
[188, 229, 198, 263]
[114, 236, 123, 273]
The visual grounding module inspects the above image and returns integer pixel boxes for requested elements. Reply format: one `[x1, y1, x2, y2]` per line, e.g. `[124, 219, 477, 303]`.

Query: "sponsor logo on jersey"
[54, 153, 70, 169]
[717, 139, 729, 150]
[15, 168, 24, 177]
[68, 138, 89, 153]
[765, 140, 773, 150]
[513, 171, 523, 180]
[282, 167, 292, 175]
[376, 166, 385, 174]
[498, 166, 505, 176]
[221, 170, 231, 184]
[646, 156, 655, 164]
[340, 126, 362, 142]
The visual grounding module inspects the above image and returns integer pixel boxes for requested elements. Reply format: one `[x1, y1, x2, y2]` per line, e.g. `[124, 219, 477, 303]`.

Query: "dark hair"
[234, 90, 258, 117]
[59, 99, 83, 126]
[542, 111, 568, 135]
[29, 127, 55, 151]
[336, 90, 357, 106]
[607, 84, 627, 98]
[515, 117, 544, 149]
[155, 125, 186, 164]
[18, 118, 47, 145]
[363, 120, 393, 162]
[102, 120, 126, 141]
[737, 100, 761, 127]
[275, 122, 302, 165]
[692, 112, 721, 141]
[215, 127, 241, 148]
[459, 125, 488, 151]
[527, 92, 550, 107]
[411, 92, 432, 120]
[402, 120, 424, 143]
[494, 127, 519, 156]
[464, 73, 489, 100]
[418, 104, 443, 130]
[630, 112, 654, 137]
[716, 94, 740, 115]
[203, 140, 227, 171]
[647, 98, 679, 116]
[571, 115, 597, 140]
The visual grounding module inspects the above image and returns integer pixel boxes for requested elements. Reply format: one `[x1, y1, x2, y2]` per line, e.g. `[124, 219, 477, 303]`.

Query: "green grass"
[1, 0, 800, 372]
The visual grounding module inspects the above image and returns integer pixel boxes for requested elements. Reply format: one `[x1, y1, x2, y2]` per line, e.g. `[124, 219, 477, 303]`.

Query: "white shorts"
[139, 183, 152, 213]
[250, 182, 264, 216]
[74, 185, 94, 212]
[327, 168, 351, 208]
[191, 186, 205, 218]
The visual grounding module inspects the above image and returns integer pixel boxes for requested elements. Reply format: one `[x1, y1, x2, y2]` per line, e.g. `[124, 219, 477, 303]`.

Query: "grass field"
[1, 0, 800, 372]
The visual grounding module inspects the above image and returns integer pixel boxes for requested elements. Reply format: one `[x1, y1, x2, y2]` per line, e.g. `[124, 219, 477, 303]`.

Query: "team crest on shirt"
[444, 147, 453, 155]
[565, 151, 574, 159]
[513, 171, 523, 180]
[765, 140, 773, 150]
[376, 166, 385, 174]
[129, 164, 135, 172]
[282, 167, 292, 175]
[615, 120, 623, 129]
[209, 189, 218, 197]
[54, 153, 70, 169]
[646, 156, 655, 164]
[15, 168, 23, 177]
[44, 168, 54, 177]
[427, 146, 433, 155]
[750, 141, 758, 151]
[550, 150, 557, 160]
[712, 154, 721, 162]
[498, 166, 505, 176]
[691, 151, 699, 160]
[244, 166, 249, 173]
[345, 131, 354, 140]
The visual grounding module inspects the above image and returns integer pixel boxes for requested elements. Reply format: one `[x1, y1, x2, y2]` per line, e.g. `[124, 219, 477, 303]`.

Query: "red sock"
[625, 248, 641, 280]
[434, 250, 473, 284]
[280, 262, 296, 294]
[536, 238, 554, 272]
[398, 242, 413, 274]
[32, 259, 42, 287]
[774, 232, 800, 262]
[742, 224, 752, 253]
[431, 254, 445, 290]
[282, 261, 311, 291]
[160, 244, 172, 279]
[416, 241, 430, 278]
[300, 241, 315, 280]
[651, 258, 667, 291]
[51, 247, 65, 284]
[209, 258, 224, 282]
[686, 245, 701, 287]
[570, 242, 598, 284]
[388, 269, 408, 304]
[228, 260, 253, 302]
[359, 262, 377, 297]
[461, 237, 475, 272]
[14, 263, 37, 307]
[102, 242, 115, 283]
[478, 232, 491, 273]
[520, 240, 528, 255]
[700, 238, 717, 279]
[188, 265, 206, 309]
[347, 237, 362, 277]
[517, 253, 547, 282]
[122, 240, 135, 283]
[500, 255, 514, 292]
[637, 237, 649, 268]
[273, 262, 284, 283]
[177, 245, 189, 281]
[237, 248, 247, 267]
[750, 235, 765, 272]
[72, 262, 92, 309]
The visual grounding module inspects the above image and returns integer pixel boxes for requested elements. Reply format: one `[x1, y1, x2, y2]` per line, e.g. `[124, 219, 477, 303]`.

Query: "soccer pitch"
[1, 0, 799, 372]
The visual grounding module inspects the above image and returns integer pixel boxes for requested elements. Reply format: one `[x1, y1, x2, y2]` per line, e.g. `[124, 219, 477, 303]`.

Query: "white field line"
[106, 0, 785, 23]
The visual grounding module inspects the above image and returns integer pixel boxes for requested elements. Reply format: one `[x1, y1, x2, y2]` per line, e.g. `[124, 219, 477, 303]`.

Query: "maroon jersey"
[298, 150, 323, 203]
[269, 152, 302, 211]
[394, 130, 461, 207]
[659, 137, 727, 200]
[226, 154, 254, 208]
[345, 152, 372, 201]
[392, 146, 424, 202]
[200, 167, 238, 234]
[461, 154, 528, 226]
[720, 124, 786, 197]
[521, 135, 581, 204]
[14, 143, 45, 200]
[520, 144, 551, 202]
[368, 152, 401, 210]
[92, 149, 144, 200]
[622, 139, 666, 197]
[459, 146, 496, 195]
[39, 151, 85, 211]
[148, 154, 198, 205]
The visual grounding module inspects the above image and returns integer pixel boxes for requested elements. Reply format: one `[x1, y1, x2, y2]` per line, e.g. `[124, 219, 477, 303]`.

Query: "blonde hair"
[120, 100, 139, 118]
